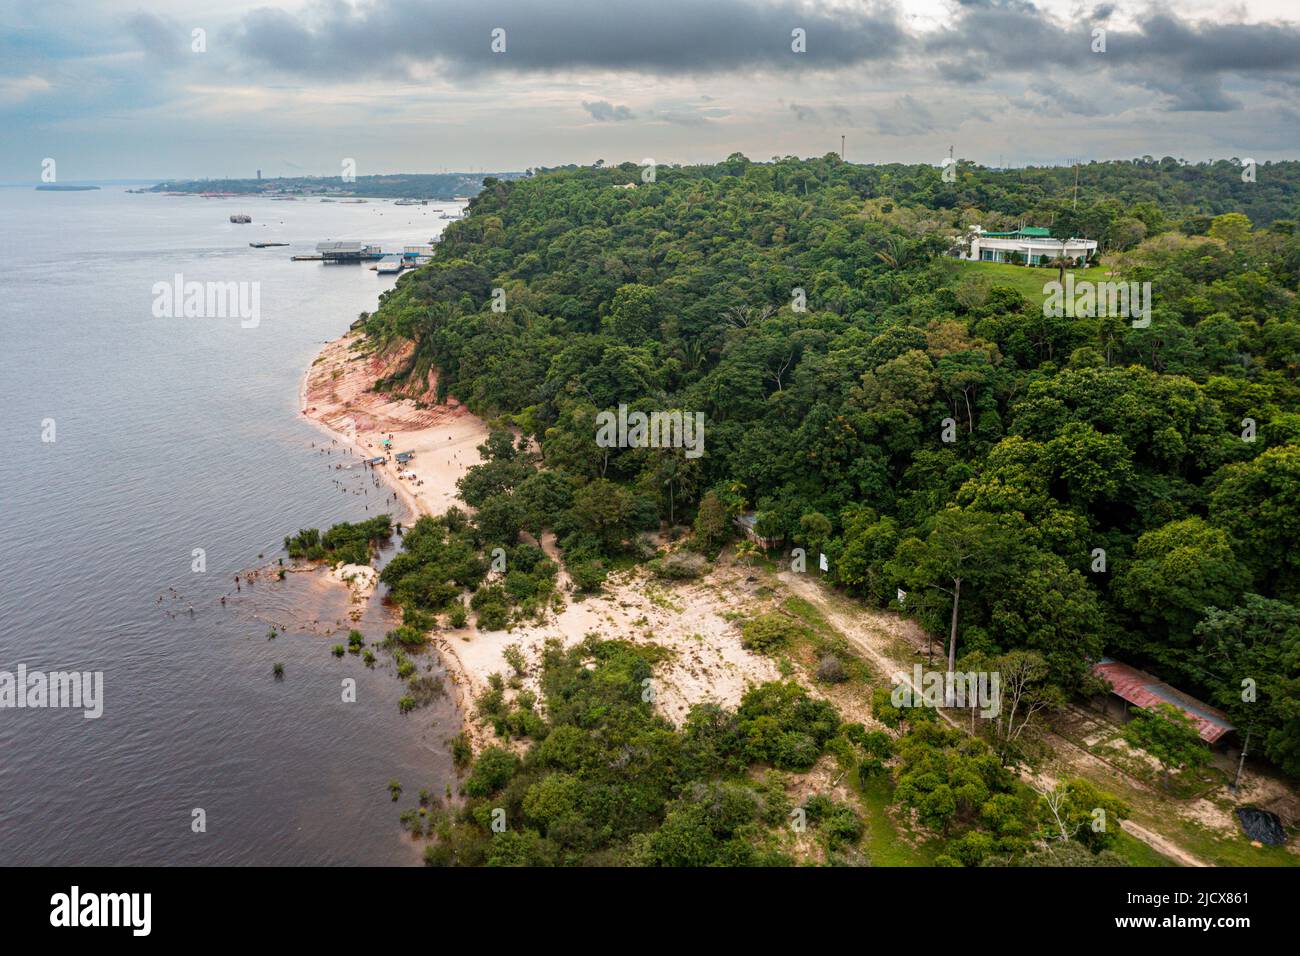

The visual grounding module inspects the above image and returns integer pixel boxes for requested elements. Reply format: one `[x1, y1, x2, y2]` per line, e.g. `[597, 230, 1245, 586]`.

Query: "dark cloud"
[583, 100, 635, 121]
[231, 1, 1300, 117]
[235, 0, 908, 79]
[1024, 81, 1104, 117]
[924, 1, 1300, 112]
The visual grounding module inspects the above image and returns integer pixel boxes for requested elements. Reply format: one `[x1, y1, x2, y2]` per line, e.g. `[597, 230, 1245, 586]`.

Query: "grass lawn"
[855, 776, 940, 866]
[1111, 829, 1179, 867]
[944, 258, 1094, 306]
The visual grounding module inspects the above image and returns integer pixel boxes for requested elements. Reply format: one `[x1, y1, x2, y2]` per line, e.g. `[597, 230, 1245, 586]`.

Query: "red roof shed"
[1092, 657, 1235, 744]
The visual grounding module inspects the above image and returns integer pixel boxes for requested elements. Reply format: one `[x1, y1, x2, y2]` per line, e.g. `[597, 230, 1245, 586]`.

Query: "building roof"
[1092, 657, 1235, 743]
[983, 227, 1053, 238]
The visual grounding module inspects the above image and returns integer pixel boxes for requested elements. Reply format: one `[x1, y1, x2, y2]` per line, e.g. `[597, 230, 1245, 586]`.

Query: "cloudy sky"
[3, 0, 1299, 180]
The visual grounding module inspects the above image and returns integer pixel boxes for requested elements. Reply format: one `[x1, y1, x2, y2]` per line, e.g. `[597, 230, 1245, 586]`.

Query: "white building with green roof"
[956, 225, 1097, 266]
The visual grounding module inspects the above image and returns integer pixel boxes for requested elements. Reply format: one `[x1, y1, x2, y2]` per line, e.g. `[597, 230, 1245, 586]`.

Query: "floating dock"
[296, 240, 434, 266]
[314, 241, 384, 262]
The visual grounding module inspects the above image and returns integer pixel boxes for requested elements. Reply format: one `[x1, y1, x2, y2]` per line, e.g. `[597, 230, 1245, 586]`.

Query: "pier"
[313, 241, 384, 263]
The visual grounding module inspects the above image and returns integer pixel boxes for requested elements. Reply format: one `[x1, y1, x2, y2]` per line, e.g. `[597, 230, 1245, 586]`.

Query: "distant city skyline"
[3, 0, 1299, 181]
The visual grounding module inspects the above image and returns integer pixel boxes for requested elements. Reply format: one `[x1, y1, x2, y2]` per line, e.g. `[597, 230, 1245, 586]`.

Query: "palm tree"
[1047, 238, 1072, 285]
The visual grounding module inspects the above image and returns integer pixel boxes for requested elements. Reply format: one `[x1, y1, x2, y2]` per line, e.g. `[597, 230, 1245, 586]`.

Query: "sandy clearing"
[444, 559, 782, 741]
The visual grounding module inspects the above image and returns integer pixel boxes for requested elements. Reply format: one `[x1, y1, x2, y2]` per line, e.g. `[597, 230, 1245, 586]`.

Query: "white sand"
[302, 331, 489, 519]
[301, 331, 781, 752]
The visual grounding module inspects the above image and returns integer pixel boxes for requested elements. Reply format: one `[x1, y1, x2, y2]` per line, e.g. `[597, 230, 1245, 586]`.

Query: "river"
[0, 185, 460, 864]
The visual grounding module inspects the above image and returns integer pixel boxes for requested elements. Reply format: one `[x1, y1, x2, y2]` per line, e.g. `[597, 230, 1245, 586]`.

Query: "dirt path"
[1120, 821, 1208, 867]
[776, 569, 1209, 867]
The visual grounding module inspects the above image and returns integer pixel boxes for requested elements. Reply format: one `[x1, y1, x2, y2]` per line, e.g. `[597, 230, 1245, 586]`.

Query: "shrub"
[465, 747, 520, 798]
[451, 732, 473, 769]
[503, 643, 527, 676]
[568, 559, 608, 593]
[870, 686, 905, 728]
[650, 551, 709, 580]
[820, 803, 864, 850]
[386, 625, 427, 647]
[446, 601, 468, 628]
[475, 601, 510, 631]
[740, 613, 801, 652]
[815, 653, 848, 683]
[861, 730, 895, 759]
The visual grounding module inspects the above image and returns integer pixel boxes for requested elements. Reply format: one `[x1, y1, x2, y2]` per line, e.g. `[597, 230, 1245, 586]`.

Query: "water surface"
[0, 186, 460, 865]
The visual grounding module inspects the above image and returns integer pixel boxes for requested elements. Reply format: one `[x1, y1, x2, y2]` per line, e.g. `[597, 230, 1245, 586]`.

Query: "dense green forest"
[353, 155, 1300, 862]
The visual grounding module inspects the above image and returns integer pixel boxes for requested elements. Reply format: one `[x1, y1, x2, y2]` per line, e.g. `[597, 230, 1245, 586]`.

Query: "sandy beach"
[301, 330, 490, 519]
[299, 327, 784, 753]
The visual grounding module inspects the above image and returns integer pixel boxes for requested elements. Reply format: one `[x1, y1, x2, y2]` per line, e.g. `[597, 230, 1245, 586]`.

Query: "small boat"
[250, 241, 289, 248]
[230, 214, 252, 223]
